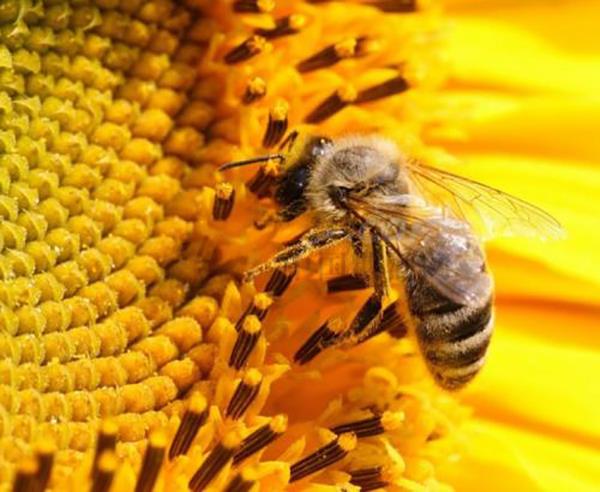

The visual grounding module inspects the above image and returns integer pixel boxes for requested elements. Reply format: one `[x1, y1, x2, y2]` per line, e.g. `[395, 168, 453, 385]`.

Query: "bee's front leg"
[253, 209, 282, 230]
[243, 227, 350, 283]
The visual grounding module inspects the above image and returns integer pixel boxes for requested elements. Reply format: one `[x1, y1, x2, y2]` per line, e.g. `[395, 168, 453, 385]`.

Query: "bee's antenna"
[218, 154, 285, 172]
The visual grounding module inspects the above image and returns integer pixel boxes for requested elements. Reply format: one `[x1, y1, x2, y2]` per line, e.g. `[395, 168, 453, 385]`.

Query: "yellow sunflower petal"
[437, 3, 600, 491]
[445, 1, 600, 94]
[464, 301, 600, 446]
[431, 92, 600, 166]
[490, 249, 600, 306]
[439, 419, 600, 492]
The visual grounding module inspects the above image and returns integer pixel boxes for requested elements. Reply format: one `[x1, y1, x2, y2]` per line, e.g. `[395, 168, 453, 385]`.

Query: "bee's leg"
[254, 209, 281, 230]
[295, 233, 388, 364]
[243, 228, 350, 282]
[348, 233, 389, 337]
[254, 201, 305, 230]
[277, 199, 308, 222]
[371, 233, 391, 298]
[357, 301, 408, 344]
[295, 233, 405, 364]
[355, 236, 411, 342]
[350, 232, 364, 258]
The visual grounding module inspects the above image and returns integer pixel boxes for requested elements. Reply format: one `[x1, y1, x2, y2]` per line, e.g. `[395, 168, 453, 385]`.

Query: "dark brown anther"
[91, 451, 117, 492]
[330, 411, 403, 439]
[235, 293, 273, 331]
[294, 318, 344, 365]
[246, 158, 280, 197]
[233, 0, 275, 13]
[327, 274, 369, 293]
[350, 292, 382, 336]
[349, 467, 388, 491]
[12, 457, 37, 492]
[262, 100, 289, 148]
[367, 0, 418, 13]
[297, 44, 341, 73]
[246, 168, 274, 197]
[225, 35, 268, 64]
[356, 75, 409, 104]
[135, 431, 167, 492]
[289, 433, 357, 482]
[255, 14, 306, 39]
[168, 394, 208, 460]
[242, 77, 267, 104]
[297, 37, 373, 73]
[233, 415, 288, 465]
[188, 433, 240, 492]
[265, 266, 296, 297]
[224, 473, 254, 492]
[278, 129, 299, 152]
[225, 369, 262, 419]
[361, 301, 407, 342]
[213, 182, 236, 221]
[427, 430, 443, 441]
[229, 315, 262, 370]
[91, 420, 117, 480]
[34, 441, 54, 492]
[305, 85, 357, 124]
[331, 415, 383, 438]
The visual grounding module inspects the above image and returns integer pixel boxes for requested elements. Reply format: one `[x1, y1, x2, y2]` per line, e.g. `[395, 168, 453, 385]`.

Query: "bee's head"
[219, 132, 332, 221]
[273, 134, 332, 219]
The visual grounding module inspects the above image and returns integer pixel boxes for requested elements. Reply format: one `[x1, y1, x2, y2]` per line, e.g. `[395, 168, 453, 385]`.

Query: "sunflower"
[0, 1, 598, 492]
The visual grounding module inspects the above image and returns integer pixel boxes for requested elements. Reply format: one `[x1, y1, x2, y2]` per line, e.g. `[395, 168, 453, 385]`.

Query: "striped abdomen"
[405, 271, 494, 390]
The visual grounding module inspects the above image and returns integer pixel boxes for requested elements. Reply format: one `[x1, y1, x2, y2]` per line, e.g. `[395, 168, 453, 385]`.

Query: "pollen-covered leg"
[358, 301, 408, 343]
[243, 228, 350, 282]
[295, 234, 392, 363]
[254, 208, 291, 230]
[349, 234, 390, 336]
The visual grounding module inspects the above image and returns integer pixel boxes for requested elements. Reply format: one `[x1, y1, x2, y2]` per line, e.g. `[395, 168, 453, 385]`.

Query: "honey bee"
[219, 133, 563, 389]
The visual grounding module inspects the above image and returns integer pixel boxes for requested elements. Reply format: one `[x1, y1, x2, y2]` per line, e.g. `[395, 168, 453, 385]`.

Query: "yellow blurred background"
[434, 1, 600, 489]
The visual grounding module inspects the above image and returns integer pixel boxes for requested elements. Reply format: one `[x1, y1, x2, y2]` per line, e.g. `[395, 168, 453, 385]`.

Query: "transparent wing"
[347, 195, 491, 305]
[405, 160, 565, 241]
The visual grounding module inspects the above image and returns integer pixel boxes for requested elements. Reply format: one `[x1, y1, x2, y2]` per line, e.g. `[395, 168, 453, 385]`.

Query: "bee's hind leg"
[243, 227, 350, 283]
[294, 231, 392, 364]
[348, 232, 390, 337]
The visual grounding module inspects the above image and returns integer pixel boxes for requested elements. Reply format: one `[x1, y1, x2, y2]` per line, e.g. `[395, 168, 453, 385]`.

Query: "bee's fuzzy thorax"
[305, 134, 408, 222]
